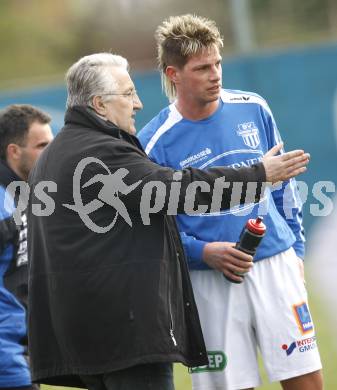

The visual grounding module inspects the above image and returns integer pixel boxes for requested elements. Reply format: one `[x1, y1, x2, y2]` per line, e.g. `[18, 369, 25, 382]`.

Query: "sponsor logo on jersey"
[229, 95, 250, 102]
[237, 122, 260, 149]
[282, 336, 317, 356]
[228, 156, 263, 169]
[282, 341, 297, 356]
[179, 148, 212, 168]
[293, 302, 314, 334]
[189, 351, 227, 373]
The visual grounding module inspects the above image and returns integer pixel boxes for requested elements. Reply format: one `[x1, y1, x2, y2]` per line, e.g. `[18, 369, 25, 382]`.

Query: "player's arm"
[180, 232, 253, 283]
[108, 143, 267, 213]
[272, 178, 305, 258]
[263, 105, 306, 259]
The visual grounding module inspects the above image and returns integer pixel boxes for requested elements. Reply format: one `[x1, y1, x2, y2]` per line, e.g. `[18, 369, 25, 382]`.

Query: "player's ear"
[166, 66, 180, 84]
[92, 95, 107, 116]
[6, 143, 22, 161]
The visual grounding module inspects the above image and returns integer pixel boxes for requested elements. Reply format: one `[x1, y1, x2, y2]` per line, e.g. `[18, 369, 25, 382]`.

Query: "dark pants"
[80, 363, 174, 390]
[0, 387, 39, 390]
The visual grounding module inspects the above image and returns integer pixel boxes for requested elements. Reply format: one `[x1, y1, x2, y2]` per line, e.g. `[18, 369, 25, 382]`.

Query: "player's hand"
[202, 242, 253, 283]
[262, 143, 310, 184]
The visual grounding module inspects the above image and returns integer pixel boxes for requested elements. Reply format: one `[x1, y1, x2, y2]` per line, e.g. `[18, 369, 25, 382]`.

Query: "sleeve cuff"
[187, 239, 208, 263]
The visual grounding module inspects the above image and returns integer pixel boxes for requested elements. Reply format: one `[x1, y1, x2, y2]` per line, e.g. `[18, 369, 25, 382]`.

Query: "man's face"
[17, 121, 54, 180]
[102, 67, 143, 135]
[174, 45, 222, 105]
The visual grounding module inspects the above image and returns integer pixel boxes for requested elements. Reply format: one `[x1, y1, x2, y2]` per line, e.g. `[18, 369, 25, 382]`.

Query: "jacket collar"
[64, 106, 143, 150]
[0, 160, 21, 187]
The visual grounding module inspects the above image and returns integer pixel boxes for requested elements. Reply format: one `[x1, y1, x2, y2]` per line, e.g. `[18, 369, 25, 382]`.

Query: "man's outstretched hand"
[262, 143, 310, 183]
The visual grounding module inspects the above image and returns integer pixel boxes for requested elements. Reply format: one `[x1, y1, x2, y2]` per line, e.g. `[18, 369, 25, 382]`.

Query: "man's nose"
[133, 93, 143, 111]
[210, 65, 221, 81]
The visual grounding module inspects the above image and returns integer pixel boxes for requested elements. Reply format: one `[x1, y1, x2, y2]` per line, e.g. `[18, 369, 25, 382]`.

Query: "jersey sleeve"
[179, 232, 209, 268]
[262, 104, 305, 258]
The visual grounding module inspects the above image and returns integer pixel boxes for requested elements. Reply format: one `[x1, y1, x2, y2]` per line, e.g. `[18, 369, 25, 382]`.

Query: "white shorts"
[189, 248, 322, 390]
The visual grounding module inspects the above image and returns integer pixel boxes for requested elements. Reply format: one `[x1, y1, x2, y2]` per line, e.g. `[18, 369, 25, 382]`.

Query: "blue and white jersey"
[138, 89, 305, 270]
[0, 184, 31, 387]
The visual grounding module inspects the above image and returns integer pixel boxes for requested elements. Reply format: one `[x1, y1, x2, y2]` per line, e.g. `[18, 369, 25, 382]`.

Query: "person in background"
[138, 14, 323, 390]
[0, 104, 53, 389]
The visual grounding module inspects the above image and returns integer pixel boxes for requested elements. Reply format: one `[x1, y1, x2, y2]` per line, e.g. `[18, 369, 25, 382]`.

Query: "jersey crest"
[237, 121, 260, 149]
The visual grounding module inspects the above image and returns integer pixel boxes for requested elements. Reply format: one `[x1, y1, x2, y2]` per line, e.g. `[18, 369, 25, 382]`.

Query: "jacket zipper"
[169, 296, 177, 346]
[166, 219, 179, 348]
[170, 328, 177, 346]
[168, 252, 177, 347]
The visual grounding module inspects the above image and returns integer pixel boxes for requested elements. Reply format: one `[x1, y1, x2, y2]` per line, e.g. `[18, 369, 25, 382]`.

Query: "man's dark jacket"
[27, 106, 265, 386]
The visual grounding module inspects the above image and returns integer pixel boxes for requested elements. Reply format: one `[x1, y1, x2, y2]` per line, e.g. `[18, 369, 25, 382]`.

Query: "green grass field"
[43, 270, 337, 390]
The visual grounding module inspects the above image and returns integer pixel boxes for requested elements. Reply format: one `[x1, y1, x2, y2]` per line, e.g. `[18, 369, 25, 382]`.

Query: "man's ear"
[6, 144, 21, 162]
[166, 66, 180, 84]
[92, 95, 107, 116]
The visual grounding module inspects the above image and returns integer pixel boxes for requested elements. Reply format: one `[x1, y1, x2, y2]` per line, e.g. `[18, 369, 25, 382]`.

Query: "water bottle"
[225, 216, 266, 284]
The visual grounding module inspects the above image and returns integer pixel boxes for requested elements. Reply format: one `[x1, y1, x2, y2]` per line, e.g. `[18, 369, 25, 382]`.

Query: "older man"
[27, 53, 309, 390]
[0, 104, 53, 389]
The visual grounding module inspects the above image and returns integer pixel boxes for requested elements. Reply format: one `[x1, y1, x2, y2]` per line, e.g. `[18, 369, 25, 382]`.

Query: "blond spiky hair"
[155, 14, 223, 101]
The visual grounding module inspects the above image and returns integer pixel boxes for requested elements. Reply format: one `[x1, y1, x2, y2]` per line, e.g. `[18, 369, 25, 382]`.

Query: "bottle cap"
[246, 216, 266, 235]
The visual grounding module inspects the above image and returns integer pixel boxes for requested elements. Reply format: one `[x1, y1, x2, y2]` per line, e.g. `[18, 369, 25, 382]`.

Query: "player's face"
[18, 122, 53, 180]
[175, 45, 222, 104]
[103, 67, 143, 135]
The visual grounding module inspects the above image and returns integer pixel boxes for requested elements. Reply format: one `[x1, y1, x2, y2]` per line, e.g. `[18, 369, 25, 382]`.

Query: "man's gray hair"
[66, 53, 129, 109]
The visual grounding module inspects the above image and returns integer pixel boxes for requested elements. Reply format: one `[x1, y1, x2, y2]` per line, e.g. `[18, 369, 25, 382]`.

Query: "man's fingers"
[264, 143, 283, 157]
[223, 261, 253, 280]
[222, 255, 253, 272]
[227, 246, 253, 262]
[231, 264, 252, 274]
[223, 270, 244, 283]
[263, 146, 310, 183]
[277, 153, 309, 181]
[282, 152, 310, 166]
[283, 155, 309, 173]
[281, 149, 305, 161]
[283, 166, 307, 180]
